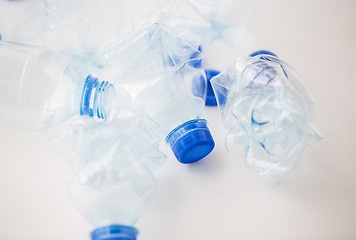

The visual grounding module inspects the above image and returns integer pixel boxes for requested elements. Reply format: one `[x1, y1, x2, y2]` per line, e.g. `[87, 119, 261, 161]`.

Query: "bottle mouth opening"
[91, 225, 138, 240]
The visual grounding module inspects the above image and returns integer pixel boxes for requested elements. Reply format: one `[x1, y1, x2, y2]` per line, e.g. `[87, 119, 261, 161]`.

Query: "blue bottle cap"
[91, 225, 138, 240]
[166, 119, 215, 164]
[250, 50, 277, 57]
[205, 70, 220, 106]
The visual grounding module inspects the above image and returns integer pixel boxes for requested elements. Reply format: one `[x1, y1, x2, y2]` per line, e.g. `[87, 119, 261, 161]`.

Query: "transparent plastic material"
[0, 0, 42, 44]
[211, 54, 322, 183]
[107, 23, 205, 135]
[103, 22, 215, 163]
[56, 116, 166, 233]
[41, 0, 124, 66]
[0, 41, 130, 131]
[121, 0, 257, 45]
[53, 115, 167, 174]
[166, 0, 257, 44]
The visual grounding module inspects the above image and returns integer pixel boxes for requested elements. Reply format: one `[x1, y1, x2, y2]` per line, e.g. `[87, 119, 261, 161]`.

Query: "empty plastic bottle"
[125, 0, 256, 107]
[59, 117, 165, 240]
[105, 23, 215, 164]
[211, 50, 322, 183]
[0, 41, 130, 131]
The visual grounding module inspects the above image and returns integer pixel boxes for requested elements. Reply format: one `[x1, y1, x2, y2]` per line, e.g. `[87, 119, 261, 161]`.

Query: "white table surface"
[0, 0, 355, 239]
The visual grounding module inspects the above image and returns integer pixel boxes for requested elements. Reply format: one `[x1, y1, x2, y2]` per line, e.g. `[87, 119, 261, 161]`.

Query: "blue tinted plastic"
[107, 22, 214, 163]
[249, 50, 277, 57]
[211, 53, 322, 183]
[189, 45, 203, 68]
[80, 75, 113, 119]
[91, 225, 138, 240]
[166, 119, 215, 164]
[205, 70, 220, 106]
[53, 117, 165, 232]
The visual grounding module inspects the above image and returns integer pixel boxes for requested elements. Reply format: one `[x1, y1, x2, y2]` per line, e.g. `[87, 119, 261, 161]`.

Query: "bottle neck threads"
[80, 75, 113, 119]
[91, 225, 138, 240]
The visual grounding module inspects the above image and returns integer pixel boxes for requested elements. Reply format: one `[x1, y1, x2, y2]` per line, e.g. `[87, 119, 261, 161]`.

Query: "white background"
[0, 0, 356, 239]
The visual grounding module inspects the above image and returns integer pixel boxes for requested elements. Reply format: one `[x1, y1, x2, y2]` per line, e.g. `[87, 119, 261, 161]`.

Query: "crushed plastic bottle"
[211, 50, 322, 183]
[57, 116, 166, 240]
[0, 41, 131, 130]
[120, 0, 257, 107]
[104, 22, 215, 164]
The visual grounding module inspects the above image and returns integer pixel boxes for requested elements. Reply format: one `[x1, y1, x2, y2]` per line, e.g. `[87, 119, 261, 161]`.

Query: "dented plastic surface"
[54, 116, 165, 228]
[211, 54, 322, 183]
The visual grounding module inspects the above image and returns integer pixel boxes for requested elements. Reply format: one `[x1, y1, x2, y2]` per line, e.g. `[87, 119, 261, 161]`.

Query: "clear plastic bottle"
[121, 0, 257, 107]
[61, 117, 165, 240]
[105, 23, 215, 164]
[0, 41, 128, 131]
[211, 50, 322, 183]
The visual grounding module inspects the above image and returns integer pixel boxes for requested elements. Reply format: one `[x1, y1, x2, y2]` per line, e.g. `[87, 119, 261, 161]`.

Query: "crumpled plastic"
[211, 54, 322, 183]
[121, 0, 257, 45]
[50, 114, 167, 175]
[100, 18, 207, 136]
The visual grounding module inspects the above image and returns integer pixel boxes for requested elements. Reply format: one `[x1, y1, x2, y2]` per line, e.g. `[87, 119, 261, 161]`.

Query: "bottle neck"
[91, 225, 138, 240]
[80, 75, 113, 119]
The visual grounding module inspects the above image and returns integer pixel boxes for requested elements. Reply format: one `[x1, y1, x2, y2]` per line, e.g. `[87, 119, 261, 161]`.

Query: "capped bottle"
[105, 23, 215, 164]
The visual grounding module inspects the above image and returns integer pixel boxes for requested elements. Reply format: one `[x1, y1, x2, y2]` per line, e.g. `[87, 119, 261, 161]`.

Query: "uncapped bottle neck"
[80, 75, 113, 119]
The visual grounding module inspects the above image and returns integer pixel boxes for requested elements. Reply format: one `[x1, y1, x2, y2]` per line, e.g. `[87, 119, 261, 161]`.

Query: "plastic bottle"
[0, 41, 128, 131]
[106, 23, 215, 164]
[60, 117, 165, 240]
[128, 0, 257, 107]
[211, 50, 322, 183]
